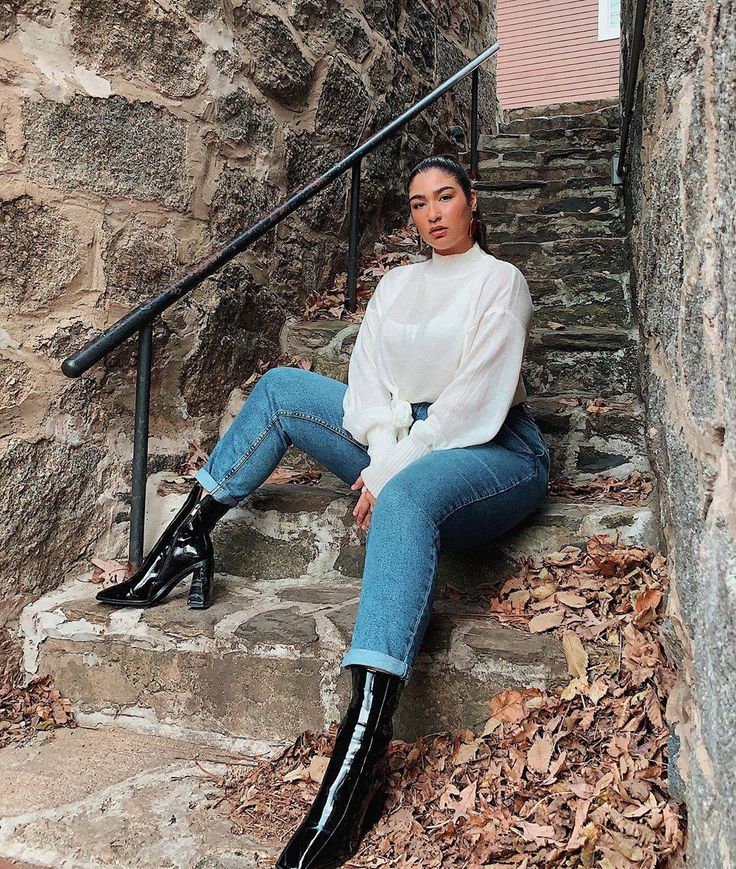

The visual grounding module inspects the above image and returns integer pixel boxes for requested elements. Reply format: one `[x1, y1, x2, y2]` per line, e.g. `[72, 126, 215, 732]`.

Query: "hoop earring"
[470, 215, 478, 237]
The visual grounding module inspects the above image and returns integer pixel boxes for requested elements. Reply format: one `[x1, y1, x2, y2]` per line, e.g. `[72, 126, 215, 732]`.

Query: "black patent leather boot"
[276, 665, 404, 869]
[96, 482, 231, 609]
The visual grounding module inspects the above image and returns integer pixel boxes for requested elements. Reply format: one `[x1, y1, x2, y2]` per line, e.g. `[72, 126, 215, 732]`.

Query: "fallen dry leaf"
[562, 631, 589, 682]
[528, 610, 565, 632]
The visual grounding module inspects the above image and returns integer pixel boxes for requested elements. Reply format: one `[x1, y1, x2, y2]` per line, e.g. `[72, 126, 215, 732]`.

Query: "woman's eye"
[412, 197, 451, 209]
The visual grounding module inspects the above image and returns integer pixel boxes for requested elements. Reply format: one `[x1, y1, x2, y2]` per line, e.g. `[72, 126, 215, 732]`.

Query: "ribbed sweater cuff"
[360, 434, 433, 498]
[366, 424, 398, 465]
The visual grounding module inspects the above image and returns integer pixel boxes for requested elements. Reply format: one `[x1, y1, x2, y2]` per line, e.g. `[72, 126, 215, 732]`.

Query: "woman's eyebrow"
[408, 185, 456, 202]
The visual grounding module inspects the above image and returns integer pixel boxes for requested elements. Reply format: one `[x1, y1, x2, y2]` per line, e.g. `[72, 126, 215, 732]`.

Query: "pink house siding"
[496, 0, 620, 109]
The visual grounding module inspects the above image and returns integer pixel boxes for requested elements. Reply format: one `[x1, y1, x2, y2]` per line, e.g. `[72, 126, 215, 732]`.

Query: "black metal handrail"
[63, 41, 500, 567]
[614, 0, 648, 182]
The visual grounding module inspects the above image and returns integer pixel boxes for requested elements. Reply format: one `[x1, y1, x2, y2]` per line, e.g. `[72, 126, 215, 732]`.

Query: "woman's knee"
[255, 365, 312, 406]
[372, 473, 437, 528]
[258, 365, 296, 390]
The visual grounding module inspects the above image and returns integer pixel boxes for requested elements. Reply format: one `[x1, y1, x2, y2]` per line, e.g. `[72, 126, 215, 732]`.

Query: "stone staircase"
[18, 98, 660, 759]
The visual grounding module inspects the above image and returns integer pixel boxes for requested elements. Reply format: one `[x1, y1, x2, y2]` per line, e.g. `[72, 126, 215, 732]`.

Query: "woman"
[97, 154, 550, 868]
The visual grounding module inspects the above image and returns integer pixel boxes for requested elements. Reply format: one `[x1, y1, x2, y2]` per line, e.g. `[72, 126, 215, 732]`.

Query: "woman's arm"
[342, 273, 399, 467]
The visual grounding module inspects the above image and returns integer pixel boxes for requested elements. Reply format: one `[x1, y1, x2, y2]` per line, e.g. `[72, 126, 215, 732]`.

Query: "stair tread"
[24, 556, 631, 753]
[475, 176, 614, 190]
[22, 462, 658, 751]
[0, 725, 272, 867]
[286, 318, 636, 345]
[504, 97, 619, 120]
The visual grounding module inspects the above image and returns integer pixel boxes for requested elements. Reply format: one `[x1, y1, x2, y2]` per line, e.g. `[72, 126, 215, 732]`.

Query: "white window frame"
[598, 0, 621, 40]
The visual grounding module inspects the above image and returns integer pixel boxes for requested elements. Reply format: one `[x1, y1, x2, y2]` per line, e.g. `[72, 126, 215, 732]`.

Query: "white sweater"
[342, 240, 533, 498]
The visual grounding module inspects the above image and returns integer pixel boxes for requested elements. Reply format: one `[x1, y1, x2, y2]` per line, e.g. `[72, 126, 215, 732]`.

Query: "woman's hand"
[350, 475, 376, 531]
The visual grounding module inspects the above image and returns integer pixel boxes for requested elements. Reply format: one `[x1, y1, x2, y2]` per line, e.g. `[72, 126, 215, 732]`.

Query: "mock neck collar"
[425, 240, 488, 276]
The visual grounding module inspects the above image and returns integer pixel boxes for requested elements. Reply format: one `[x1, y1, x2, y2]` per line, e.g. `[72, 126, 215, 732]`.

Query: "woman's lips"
[429, 227, 447, 236]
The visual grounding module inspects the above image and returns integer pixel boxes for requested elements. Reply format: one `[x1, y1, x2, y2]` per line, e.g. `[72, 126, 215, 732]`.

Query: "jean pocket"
[502, 405, 549, 459]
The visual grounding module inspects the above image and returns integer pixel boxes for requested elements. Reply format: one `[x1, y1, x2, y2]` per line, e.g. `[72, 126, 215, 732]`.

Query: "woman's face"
[408, 167, 478, 255]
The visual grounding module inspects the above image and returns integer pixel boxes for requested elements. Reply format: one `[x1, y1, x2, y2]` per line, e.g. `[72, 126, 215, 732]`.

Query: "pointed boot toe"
[95, 576, 154, 607]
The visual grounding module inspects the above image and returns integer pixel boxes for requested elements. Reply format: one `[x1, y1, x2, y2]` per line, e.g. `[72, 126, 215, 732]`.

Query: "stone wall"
[621, 0, 735, 862]
[0, 0, 497, 665]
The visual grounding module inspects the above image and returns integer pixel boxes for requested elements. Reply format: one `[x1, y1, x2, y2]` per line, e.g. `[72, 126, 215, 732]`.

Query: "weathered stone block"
[234, 9, 315, 105]
[0, 197, 81, 311]
[283, 127, 348, 232]
[208, 166, 280, 245]
[292, 0, 372, 63]
[0, 356, 32, 415]
[362, 0, 401, 43]
[315, 56, 370, 147]
[23, 96, 192, 209]
[435, 34, 496, 130]
[0, 439, 106, 625]
[101, 221, 178, 307]
[212, 90, 275, 150]
[401, 0, 435, 76]
[0, 0, 53, 40]
[70, 0, 206, 99]
[178, 264, 275, 418]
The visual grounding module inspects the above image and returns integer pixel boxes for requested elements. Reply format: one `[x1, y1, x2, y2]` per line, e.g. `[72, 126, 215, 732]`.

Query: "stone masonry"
[621, 1, 736, 864]
[1, 95, 676, 868]
[14, 97, 661, 760]
[0, 0, 496, 665]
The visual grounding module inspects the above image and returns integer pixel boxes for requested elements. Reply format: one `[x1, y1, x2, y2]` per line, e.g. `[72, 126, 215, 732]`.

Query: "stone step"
[528, 271, 631, 328]
[500, 106, 621, 136]
[485, 210, 625, 242]
[489, 237, 627, 279]
[524, 326, 639, 397]
[503, 97, 620, 124]
[479, 143, 619, 172]
[479, 126, 620, 157]
[527, 392, 650, 480]
[331, 246, 630, 328]
[282, 319, 633, 366]
[21, 479, 659, 754]
[354, 245, 631, 327]
[476, 176, 621, 215]
[281, 384, 651, 485]
[479, 158, 614, 184]
[0, 726, 272, 868]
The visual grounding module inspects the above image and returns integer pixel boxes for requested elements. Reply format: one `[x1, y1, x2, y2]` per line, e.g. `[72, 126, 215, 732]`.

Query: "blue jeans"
[195, 366, 550, 683]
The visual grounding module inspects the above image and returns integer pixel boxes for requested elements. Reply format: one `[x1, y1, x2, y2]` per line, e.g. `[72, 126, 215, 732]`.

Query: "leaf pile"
[548, 471, 654, 506]
[217, 535, 686, 867]
[0, 674, 76, 749]
[448, 534, 667, 643]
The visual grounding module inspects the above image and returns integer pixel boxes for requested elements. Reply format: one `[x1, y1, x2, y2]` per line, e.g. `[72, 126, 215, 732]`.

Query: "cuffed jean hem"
[341, 648, 412, 682]
[194, 468, 240, 507]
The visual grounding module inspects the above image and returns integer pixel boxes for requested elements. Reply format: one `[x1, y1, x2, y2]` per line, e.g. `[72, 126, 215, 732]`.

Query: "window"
[598, 0, 621, 40]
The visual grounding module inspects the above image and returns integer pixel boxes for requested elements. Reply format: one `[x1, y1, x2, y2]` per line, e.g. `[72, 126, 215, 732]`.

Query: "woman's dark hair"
[406, 154, 491, 254]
